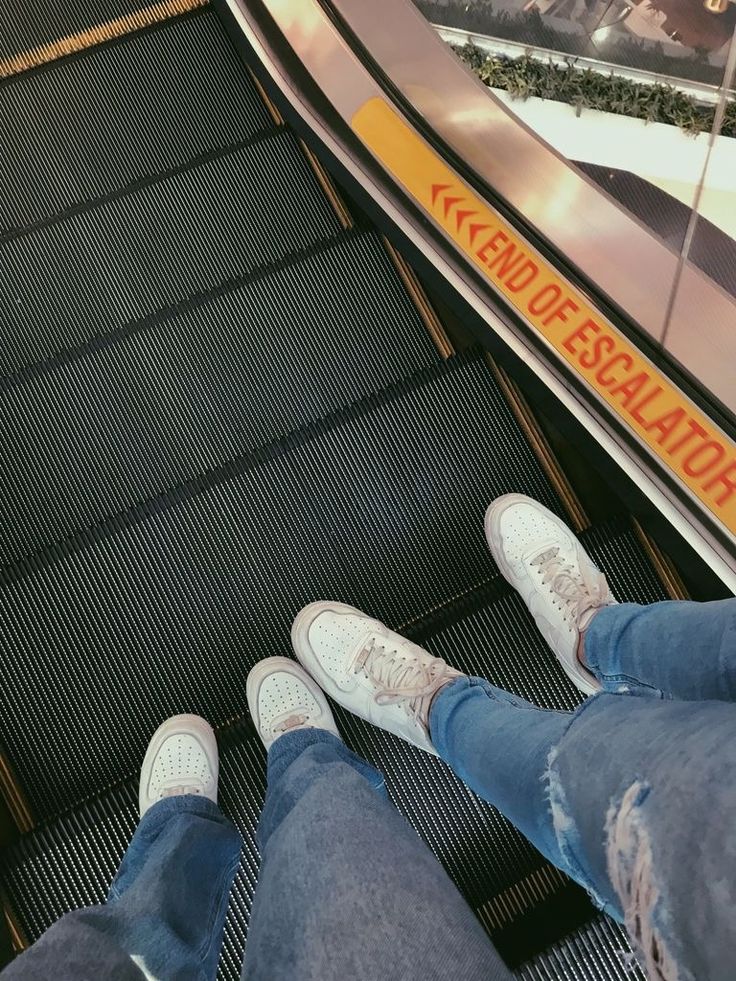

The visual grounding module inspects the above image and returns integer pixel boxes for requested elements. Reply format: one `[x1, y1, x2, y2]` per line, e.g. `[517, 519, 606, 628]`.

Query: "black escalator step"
[417, 589, 584, 711]
[0, 354, 564, 820]
[519, 917, 644, 980]
[579, 520, 672, 608]
[490, 879, 596, 968]
[406, 519, 671, 713]
[0, 10, 273, 231]
[0, 0, 173, 63]
[1, 783, 139, 943]
[1, 519, 661, 973]
[0, 231, 441, 567]
[0, 126, 344, 377]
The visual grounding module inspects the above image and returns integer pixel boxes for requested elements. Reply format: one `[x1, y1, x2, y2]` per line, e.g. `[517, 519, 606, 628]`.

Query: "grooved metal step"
[0, 126, 344, 376]
[0, 0, 162, 61]
[1, 516, 658, 981]
[0, 231, 440, 566]
[518, 917, 642, 981]
[0, 4, 672, 975]
[0, 354, 563, 820]
[0, 11, 272, 231]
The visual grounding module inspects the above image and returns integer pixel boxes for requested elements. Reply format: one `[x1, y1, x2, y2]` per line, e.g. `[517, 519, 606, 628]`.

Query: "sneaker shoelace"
[274, 712, 309, 734]
[160, 784, 203, 799]
[530, 546, 611, 626]
[353, 638, 456, 729]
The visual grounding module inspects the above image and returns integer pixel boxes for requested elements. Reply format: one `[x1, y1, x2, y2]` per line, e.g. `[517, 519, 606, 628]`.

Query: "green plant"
[414, 0, 728, 86]
[457, 44, 733, 137]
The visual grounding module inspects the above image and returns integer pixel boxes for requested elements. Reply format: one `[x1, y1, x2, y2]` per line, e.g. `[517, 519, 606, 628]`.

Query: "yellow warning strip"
[0, 0, 208, 79]
[353, 97, 736, 539]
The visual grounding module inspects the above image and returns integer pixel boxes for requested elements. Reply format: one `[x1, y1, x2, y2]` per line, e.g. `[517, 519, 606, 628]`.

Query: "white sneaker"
[139, 714, 218, 817]
[485, 494, 616, 695]
[291, 602, 463, 755]
[246, 656, 341, 750]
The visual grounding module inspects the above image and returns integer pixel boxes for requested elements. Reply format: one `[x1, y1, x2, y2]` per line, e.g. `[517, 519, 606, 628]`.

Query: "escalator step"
[0, 126, 344, 377]
[1, 10, 272, 232]
[406, 519, 670, 713]
[1, 513, 660, 979]
[0, 354, 563, 820]
[1, 230, 442, 567]
[0, 0, 168, 63]
[518, 917, 644, 981]
[579, 521, 677, 608]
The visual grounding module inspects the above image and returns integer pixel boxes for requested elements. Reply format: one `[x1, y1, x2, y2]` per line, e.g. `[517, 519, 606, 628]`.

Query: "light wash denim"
[431, 598, 736, 981]
[1, 795, 242, 980]
[4, 599, 734, 981]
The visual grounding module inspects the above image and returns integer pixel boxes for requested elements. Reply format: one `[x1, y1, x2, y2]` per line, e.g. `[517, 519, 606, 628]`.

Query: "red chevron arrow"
[468, 222, 492, 245]
[455, 209, 477, 231]
[431, 183, 452, 205]
[442, 196, 464, 218]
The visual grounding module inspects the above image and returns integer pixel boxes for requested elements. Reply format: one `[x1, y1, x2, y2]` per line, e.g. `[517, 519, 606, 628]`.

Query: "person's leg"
[431, 680, 736, 981]
[584, 598, 736, 700]
[244, 658, 511, 981]
[485, 493, 736, 702]
[1, 715, 241, 981]
[291, 600, 572, 873]
[292, 601, 736, 981]
[429, 678, 571, 873]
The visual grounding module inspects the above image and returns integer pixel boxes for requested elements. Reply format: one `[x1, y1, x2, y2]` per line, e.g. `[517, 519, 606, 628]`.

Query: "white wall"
[491, 89, 736, 238]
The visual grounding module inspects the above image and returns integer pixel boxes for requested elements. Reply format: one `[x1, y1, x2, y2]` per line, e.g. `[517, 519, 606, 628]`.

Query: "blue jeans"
[1, 795, 242, 981]
[245, 729, 510, 980]
[2, 732, 509, 981]
[431, 598, 736, 981]
[5, 599, 734, 981]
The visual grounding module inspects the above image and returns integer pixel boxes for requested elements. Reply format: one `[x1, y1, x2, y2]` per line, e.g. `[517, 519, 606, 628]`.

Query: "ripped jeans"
[431, 598, 736, 981]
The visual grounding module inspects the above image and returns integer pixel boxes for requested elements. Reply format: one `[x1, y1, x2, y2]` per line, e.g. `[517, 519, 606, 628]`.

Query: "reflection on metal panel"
[353, 96, 736, 538]
[331, 0, 736, 412]
[578, 162, 736, 298]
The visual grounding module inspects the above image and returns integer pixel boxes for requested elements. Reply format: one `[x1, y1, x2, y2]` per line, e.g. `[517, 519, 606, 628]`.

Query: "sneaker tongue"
[348, 627, 387, 673]
[272, 705, 309, 730]
[161, 784, 200, 798]
[523, 540, 560, 564]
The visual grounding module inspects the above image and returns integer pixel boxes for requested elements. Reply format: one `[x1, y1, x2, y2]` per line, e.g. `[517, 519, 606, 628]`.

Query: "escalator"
[0, 4, 696, 978]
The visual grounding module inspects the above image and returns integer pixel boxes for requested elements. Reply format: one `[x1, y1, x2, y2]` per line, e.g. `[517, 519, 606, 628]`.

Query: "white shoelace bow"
[530, 546, 611, 625]
[353, 637, 456, 726]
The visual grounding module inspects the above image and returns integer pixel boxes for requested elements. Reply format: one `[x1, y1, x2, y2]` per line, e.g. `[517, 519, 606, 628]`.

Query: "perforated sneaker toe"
[139, 714, 218, 817]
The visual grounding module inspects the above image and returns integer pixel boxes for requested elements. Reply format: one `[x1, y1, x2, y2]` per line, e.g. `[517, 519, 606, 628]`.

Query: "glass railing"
[415, 0, 736, 414]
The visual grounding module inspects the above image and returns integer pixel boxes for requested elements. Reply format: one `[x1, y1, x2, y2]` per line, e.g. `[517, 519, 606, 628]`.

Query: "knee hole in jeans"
[606, 781, 681, 981]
